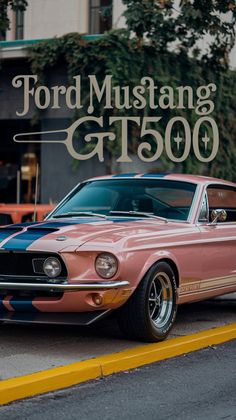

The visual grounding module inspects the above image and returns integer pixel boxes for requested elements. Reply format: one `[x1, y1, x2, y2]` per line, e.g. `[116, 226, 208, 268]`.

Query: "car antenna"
[33, 163, 39, 222]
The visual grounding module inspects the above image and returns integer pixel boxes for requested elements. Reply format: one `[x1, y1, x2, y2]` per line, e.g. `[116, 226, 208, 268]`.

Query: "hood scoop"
[0, 226, 23, 232]
[0, 227, 23, 240]
[26, 227, 59, 233]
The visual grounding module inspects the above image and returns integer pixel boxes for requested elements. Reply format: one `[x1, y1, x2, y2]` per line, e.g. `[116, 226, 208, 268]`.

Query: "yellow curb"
[98, 323, 236, 376]
[0, 359, 101, 406]
[0, 322, 235, 405]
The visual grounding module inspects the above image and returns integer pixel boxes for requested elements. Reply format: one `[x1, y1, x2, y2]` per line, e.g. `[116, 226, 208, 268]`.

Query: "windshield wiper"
[52, 212, 108, 219]
[53, 211, 168, 222]
[109, 211, 168, 222]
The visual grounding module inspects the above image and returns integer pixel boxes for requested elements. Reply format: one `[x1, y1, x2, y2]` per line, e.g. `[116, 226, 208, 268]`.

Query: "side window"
[207, 185, 236, 223]
[198, 193, 208, 222]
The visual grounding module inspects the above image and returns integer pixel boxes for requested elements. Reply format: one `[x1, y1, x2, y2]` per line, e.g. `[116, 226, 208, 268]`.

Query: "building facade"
[5, 0, 126, 41]
[0, 1, 128, 204]
[0, 1, 235, 204]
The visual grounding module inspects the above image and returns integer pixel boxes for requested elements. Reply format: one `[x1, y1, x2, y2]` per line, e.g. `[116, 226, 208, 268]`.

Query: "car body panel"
[0, 173, 235, 323]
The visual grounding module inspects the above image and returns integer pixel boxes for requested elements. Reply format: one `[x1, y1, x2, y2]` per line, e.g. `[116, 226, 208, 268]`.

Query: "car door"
[198, 184, 236, 293]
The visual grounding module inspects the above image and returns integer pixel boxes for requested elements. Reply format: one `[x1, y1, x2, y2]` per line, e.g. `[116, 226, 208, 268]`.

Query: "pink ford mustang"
[0, 173, 235, 342]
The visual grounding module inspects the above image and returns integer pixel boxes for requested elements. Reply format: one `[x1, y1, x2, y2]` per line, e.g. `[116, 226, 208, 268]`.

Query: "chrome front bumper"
[0, 280, 129, 292]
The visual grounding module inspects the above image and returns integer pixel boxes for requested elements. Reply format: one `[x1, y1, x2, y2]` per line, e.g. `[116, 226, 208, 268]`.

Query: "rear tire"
[117, 261, 178, 342]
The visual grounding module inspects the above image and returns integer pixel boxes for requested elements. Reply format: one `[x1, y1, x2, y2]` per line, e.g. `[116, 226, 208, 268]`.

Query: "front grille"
[0, 251, 67, 280]
[0, 290, 64, 299]
[32, 258, 46, 274]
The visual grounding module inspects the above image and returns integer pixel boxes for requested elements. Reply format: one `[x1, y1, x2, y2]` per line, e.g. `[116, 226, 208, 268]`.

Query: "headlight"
[43, 257, 62, 278]
[95, 253, 118, 279]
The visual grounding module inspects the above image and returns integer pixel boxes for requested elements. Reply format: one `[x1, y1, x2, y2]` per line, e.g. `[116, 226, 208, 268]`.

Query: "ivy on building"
[27, 1, 236, 180]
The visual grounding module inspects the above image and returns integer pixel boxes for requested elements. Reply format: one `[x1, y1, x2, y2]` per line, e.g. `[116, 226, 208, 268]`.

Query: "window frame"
[197, 183, 236, 225]
[198, 192, 209, 223]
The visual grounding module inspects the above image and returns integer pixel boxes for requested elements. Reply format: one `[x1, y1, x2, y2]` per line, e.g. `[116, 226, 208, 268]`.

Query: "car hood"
[0, 217, 193, 253]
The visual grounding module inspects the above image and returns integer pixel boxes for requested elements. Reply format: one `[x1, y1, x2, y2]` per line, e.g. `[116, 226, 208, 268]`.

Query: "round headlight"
[43, 257, 61, 278]
[95, 253, 118, 279]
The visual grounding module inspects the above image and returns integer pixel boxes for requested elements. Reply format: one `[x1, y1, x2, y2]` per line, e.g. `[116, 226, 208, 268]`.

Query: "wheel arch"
[159, 258, 180, 288]
[137, 254, 180, 289]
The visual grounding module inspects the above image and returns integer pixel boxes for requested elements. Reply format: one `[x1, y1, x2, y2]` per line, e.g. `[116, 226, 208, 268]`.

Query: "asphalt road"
[0, 295, 235, 380]
[0, 340, 235, 420]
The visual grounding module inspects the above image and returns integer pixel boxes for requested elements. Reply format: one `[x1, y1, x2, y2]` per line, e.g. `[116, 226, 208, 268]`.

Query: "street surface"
[0, 340, 235, 419]
[0, 294, 235, 380]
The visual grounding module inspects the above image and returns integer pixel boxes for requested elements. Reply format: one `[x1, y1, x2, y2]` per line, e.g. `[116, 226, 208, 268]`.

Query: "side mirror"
[210, 209, 227, 224]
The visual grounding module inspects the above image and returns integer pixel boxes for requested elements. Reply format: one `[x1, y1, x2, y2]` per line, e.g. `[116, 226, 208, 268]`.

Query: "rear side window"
[207, 186, 236, 208]
[207, 185, 236, 222]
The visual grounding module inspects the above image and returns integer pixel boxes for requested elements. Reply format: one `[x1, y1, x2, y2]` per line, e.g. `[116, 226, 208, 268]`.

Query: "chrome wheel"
[148, 272, 173, 329]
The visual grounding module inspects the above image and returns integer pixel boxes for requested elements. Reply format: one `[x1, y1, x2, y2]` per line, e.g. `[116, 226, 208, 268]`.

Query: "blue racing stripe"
[0, 228, 22, 242]
[141, 173, 169, 178]
[2, 228, 53, 250]
[112, 173, 137, 178]
[9, 296, 39, 312]
[1, 219, 109, 250]
[12, 220, 88, 230]
[2, 217, 145, 251]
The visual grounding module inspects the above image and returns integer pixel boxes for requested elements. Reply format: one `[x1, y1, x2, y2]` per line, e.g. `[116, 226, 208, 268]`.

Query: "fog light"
[92, 294, 103, 306]
[43, 257, 61, 278]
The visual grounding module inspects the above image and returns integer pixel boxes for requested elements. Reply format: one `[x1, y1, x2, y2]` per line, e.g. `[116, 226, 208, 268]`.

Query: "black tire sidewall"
[141, 261, 177, 340]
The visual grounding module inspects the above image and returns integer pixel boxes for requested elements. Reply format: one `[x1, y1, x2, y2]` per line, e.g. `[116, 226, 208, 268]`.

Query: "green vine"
[27, 30, 236, 181]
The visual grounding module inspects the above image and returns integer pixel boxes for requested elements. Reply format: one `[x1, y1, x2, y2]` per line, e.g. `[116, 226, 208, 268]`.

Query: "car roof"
[85, 173, 236, 187]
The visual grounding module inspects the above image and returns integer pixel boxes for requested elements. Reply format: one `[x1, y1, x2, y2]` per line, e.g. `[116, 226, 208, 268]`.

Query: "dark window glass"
[0, 31, 6, 41]
[207, 185, 236, 222]
[15, 9, 24, 40]
[0, 4, 7, 40]
[207, 186, 236, 209]
[52, 179, 197, 221]
[89, 0, 112, 34]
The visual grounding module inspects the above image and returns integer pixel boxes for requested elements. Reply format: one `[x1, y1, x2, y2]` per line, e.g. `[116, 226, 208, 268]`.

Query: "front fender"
[136, 250, 180, 288]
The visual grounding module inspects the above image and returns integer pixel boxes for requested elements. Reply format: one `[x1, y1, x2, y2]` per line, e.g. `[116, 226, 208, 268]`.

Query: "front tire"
[117, 262, 178, 342]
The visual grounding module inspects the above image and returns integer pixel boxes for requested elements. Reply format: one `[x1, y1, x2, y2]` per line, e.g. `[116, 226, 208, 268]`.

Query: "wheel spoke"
[149, 297, 156, 302]
[148, 272, 174, 329]
[156, 289, 162, 300]
[149, 279, 163, 319]
[152, 281, 157, 299]
[150, 303, 158, 318]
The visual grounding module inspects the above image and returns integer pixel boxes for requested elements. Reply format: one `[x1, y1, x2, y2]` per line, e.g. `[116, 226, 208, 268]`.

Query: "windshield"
[51, 179, 197, 221]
